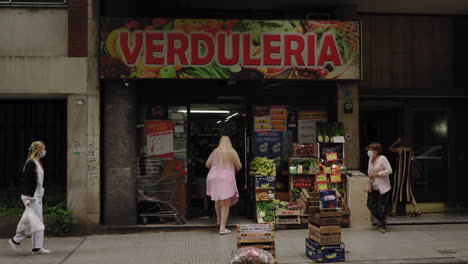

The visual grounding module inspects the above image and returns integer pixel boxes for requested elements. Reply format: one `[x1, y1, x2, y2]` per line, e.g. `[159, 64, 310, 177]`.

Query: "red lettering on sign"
[317, 33, 342, 66]
[217, 33, 240, 66]
[119, 31, 143, 65]
[242, 34, 261, 66]
[191, 33, 215, 65]
[263, 34, 281, 66]
[167, 33, 189, 65]
[145, 32, 164, 64]
[306, 34, 316, 66]
[284, 34, 305, 66]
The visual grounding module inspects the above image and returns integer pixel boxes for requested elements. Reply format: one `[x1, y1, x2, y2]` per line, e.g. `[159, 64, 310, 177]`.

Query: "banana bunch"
[105, 27, 132, 61]
[249, 157, 276, 176]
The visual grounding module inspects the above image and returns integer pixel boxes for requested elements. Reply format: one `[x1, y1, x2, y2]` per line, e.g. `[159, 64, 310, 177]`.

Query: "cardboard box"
[306, 238, 345, 263]
[255, 175, 276, 189]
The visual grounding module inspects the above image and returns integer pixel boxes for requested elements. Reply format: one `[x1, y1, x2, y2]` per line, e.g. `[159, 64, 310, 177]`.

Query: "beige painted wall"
[0, 8, 67, 56]
[0, 56, 88, 95]
[0, 5, 100, 234]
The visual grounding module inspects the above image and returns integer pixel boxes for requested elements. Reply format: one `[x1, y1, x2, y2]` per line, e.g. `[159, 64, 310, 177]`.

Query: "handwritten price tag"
[317, 183, 328, 191]
[325, 152, 338, 161]
[315, 174, 328, 183]
[330, 173, 342, 183]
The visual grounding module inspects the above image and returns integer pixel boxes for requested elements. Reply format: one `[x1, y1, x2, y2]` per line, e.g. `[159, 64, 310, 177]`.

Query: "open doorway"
[187, 104, 250, 222]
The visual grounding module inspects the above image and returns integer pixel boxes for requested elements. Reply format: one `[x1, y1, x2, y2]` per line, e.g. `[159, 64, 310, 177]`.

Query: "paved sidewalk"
[2, 224, 468, 264]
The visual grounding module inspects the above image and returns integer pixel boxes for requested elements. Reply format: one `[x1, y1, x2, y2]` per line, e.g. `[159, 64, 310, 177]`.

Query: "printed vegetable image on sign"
[100, 18, 360, 80]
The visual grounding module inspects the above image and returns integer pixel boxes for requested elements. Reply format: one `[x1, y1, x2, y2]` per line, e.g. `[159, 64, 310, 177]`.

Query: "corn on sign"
[100, 18, 360, 80]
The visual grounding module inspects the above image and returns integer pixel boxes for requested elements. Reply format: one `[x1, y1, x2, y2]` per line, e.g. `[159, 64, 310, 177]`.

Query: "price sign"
[317, 183, 328, 191]
[315, 174, 328, 183]
[330, 173, 343, 183]
[325, 152, 338, 161]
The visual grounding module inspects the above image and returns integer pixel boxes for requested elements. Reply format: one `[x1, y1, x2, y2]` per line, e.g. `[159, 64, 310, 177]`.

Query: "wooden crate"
[308, 223, 342, 245]
[275, 209, 301, 216]
[238, 242, 276, 257]
[276, 215, 301, 224]
[309, 211, 343, 226]
[237, 224, 275, 243]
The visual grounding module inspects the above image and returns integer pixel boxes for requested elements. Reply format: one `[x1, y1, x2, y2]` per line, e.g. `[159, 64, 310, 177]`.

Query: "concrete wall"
[0, 6, 100, 234]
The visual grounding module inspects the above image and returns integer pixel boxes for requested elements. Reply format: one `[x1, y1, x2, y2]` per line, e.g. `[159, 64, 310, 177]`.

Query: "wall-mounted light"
[178, 110, 230, 114]
[75, 99, 85, 106]
[123, 79, 129, 87]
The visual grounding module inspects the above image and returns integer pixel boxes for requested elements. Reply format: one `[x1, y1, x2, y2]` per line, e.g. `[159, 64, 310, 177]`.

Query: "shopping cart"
[137, 172, 186, 225]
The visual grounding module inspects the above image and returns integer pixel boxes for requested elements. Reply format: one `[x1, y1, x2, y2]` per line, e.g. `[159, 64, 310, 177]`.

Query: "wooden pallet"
[308, 223, 342, 245]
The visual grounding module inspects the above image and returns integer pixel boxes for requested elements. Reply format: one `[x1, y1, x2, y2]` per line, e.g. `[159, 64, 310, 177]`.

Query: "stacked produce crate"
[305, 190, 345, 263]
[249, 157, 277, 224]
[237, 224, 276, 257]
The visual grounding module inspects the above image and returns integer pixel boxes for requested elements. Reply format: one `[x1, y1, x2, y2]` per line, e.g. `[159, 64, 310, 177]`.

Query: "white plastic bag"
[16, 207, 45, 235]
[230, 247, 275, 264]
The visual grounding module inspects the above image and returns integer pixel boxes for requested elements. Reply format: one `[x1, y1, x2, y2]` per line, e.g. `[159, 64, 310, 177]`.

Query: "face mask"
[40, 151, 47, 158]
[367, 150, 374, 158]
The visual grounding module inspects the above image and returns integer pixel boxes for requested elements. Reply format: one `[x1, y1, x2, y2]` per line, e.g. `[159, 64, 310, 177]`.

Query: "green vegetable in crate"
[266, 203, 276, 210]
[266, 210, 275, 218]
[263, 216, 274, 223]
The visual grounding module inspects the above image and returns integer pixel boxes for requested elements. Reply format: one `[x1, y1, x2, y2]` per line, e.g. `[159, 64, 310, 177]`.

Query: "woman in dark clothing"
[389, 137, 422, 217]
[8, 141, 50, 254]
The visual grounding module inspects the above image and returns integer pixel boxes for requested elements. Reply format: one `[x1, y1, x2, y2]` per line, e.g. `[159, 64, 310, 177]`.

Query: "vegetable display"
[250, 157, 276, 176]
[317, 122, 345, 143]
[257, 202, 276, 223]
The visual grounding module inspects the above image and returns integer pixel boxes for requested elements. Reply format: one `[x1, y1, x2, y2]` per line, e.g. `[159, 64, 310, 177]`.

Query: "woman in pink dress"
[206, 136, 242, 235]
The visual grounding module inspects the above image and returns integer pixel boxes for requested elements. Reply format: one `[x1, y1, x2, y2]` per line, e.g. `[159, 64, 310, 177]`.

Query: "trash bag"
[230, 247, 275, 264]
[16, 207, 45, 235]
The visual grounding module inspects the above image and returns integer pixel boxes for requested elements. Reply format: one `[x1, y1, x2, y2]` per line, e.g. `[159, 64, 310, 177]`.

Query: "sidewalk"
[2, 224, 468, 264]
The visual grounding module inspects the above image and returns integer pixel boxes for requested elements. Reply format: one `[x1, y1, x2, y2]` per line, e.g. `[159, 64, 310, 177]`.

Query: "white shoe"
[32, 248, 50, 254]
[8, 239, 21, 252]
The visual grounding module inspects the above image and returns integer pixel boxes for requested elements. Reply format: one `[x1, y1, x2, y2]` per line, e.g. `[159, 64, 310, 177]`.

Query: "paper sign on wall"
[298, 111, 327, 143]
[146, 121, 174, 158]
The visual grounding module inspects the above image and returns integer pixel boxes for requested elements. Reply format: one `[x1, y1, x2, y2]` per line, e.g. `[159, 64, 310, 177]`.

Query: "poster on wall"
[254, 106, 271, 131]
[100, 18, 361, 80]
[254, 131, 283, 168]
[146, 121, 175, 158]
[270, 105, 287, 131]
[298, 111, 327, 143]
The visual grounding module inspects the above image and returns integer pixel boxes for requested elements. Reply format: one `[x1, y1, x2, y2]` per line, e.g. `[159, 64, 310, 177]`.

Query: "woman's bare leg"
[219, 199, 230, 232]
[215, 201, 221, 225]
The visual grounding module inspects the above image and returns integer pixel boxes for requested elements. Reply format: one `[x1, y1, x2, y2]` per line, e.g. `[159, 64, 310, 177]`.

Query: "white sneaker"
[8, 239, 21, 252]
[32, 248, 50, 254]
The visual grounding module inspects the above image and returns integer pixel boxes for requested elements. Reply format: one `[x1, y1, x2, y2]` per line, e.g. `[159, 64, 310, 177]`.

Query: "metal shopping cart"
[136, 156, 186, 225]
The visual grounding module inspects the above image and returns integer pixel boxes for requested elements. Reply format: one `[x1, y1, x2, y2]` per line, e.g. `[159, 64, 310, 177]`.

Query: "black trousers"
[367, 190, 390, 228]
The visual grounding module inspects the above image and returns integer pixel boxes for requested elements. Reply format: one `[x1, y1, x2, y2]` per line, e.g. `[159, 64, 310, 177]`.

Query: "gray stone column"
[103, 80, 137, 225]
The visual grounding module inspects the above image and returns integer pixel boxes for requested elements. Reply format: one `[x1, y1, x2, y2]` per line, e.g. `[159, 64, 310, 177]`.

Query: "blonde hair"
[25, 141, 45, 167]
[215, 136, 240, 169]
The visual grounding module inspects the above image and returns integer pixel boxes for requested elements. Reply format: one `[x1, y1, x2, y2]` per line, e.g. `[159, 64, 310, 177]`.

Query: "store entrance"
[187, 104, 250, 221]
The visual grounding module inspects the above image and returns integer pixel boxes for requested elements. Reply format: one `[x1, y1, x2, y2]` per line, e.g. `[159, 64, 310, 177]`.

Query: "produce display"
[257, 202, 276, 223]
[230, 247, 276, 264]
[250, 157, 276, 176]
[292, 176, 313, 190]
[293, 143, 315, 157]
[291, 189, 301, 202]
[289, 158, 319, 175]
[317, 122, 345, 143]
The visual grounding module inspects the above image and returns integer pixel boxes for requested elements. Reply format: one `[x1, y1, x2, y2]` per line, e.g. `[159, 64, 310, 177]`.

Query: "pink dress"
[206, 149, 239, 206]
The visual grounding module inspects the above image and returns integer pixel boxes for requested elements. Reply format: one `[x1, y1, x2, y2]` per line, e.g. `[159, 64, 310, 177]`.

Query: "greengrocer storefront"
[100, 18, 361, 226]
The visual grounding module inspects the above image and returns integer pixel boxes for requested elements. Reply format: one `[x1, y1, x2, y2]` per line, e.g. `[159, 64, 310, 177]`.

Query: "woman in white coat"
[8, 141, 50, 254]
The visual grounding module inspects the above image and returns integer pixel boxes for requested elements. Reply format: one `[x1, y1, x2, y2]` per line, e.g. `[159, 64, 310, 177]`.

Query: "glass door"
[412, 109, 448, 203]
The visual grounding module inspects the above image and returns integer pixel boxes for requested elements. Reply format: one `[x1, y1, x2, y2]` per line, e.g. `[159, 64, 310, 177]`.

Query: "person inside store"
[205, 136, 242, 235]
[366, 142, 393, 234]
[9, 141, 50, 254]
[189, 135, 211, 219]
[389, 137, 422, 217]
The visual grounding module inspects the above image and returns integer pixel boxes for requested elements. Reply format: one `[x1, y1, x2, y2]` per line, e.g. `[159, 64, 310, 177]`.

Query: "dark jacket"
[22, 159, 38, 197]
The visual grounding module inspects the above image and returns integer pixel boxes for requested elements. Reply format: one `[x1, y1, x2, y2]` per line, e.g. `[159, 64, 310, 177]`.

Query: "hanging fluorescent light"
[216, 120, 221, 124]
[178, 110, 230, 113]
[226, 112, 239, 120]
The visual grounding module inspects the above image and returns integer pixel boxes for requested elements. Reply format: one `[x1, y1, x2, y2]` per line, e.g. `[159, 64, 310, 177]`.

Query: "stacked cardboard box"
[305, 191, 345, 263]
[237, 224, 276, 257]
